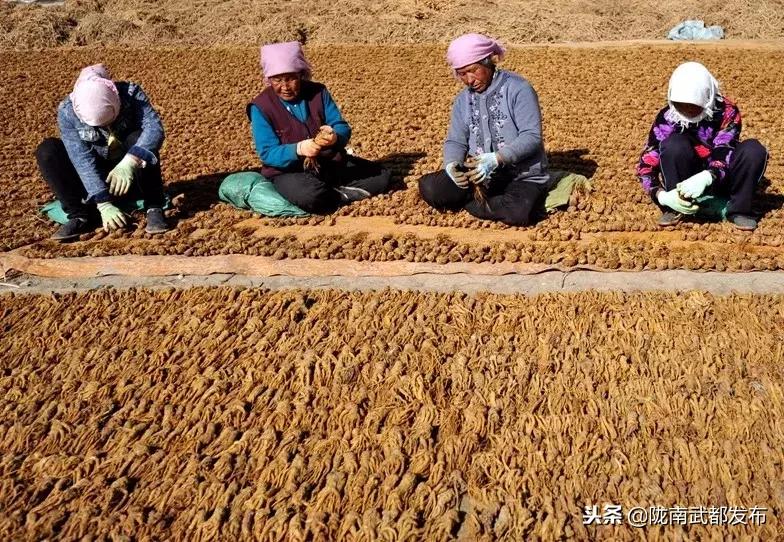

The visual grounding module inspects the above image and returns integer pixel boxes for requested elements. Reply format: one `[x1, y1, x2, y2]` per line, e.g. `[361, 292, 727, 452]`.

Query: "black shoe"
[657, 210, 683, 227]
[335, 186, 372, 203]
[145, 208, 169, 234]
[729, 214, 757, 231]
[51, 217, 92, 242]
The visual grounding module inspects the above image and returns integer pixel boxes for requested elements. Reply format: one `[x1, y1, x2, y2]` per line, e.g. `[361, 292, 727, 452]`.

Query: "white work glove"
[97, 201, 129, 231]
[677, 170, 713, 200]
[657, 188, 699, 215]
[107, 155, 140, 196]
[445, 161, 469, 189]
[468, 152, 500, 184]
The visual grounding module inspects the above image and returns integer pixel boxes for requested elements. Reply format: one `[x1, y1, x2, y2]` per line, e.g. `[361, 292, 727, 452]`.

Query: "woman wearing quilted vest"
[636, 61, 769, 231]
[36, 64, 168, 241]
[418, 33, 554, 226]
[247, 41, 391, 215]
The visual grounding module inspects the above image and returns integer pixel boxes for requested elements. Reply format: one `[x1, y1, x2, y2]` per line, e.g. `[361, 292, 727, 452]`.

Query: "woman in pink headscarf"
[418, 33, 553, 226]
[247, 41, 390, 214]
[35, 64, 169, 241]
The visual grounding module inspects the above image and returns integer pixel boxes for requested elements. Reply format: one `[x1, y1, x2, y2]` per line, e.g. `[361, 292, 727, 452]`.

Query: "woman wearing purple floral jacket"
[636, 62, 768, 231]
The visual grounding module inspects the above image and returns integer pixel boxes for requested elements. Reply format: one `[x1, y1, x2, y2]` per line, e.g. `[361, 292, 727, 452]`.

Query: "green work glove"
[657, 188, 699, 215]
[97, 201, 129, 232]
[107, 155, 139, 196]
[677, 170, 713, 200]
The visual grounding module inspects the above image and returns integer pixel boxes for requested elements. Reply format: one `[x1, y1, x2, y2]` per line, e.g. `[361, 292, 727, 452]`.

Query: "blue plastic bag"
[668, 20, 724, 41]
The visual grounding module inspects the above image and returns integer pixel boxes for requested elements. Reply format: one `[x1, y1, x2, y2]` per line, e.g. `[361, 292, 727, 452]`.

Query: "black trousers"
[418, 170, 547, 226]
[271, 156, 391, 215]
[35, 137, 166, 220]
[659, 133, 768, 216]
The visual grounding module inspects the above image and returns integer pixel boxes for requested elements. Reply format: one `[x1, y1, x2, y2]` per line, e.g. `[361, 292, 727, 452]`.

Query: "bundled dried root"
[462, 156, 490, 210]
[1, 288, 783, 540]
[303, 126, 336, 174]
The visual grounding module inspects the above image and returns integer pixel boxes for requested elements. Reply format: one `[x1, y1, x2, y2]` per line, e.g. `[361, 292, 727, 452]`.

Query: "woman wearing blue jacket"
[36, 64, 168, 241]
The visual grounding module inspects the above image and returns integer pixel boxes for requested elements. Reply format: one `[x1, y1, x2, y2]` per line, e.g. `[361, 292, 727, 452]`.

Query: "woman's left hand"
[677, 170, 713, 200]
[468, 152, 500, 183]
[315, 125, 338, 147]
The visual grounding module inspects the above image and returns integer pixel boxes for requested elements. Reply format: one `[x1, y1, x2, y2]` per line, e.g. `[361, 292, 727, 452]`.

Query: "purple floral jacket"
[636, 96, 742, 199]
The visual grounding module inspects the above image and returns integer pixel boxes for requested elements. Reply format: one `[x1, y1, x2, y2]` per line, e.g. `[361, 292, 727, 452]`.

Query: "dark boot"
[729, 214, 757, 231]
[657, 210, 683, 227]
[335, 185, 372, 202]
[145, 208, 169, 234]
[51, 217, 93, 242]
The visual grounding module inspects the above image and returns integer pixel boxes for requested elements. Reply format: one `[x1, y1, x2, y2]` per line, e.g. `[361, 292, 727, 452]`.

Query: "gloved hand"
[657, 188, 699, 215]
[107, 155, 139, 196]
[445, 161, 469, 189]
[97, 201, 129, 231]
[296, 139, 322, 158]
[677, 170, 713, 200]
[468, 152, 500, 184]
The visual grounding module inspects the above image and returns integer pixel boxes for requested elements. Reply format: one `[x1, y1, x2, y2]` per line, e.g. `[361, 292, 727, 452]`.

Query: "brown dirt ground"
[2, 43, 784, 270]
[2, 0, 784, 48]
[1, 287, 783, 540]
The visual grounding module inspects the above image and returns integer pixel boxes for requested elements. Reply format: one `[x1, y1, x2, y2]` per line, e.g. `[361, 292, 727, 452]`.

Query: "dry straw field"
[2, 0, 784, 48]
[1, 288, 783, 540]
[2, 44, 784, 270]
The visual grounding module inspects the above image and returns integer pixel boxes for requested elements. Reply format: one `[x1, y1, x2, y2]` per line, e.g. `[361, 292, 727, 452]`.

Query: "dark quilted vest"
[247, 81, 345, 177]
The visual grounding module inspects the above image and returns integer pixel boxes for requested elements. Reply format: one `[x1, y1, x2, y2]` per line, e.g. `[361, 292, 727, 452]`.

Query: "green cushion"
[218, 171, 309, 217]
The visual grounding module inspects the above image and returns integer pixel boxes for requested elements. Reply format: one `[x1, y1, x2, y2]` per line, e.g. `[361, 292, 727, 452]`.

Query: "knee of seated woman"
[659, 133, 692, 154]
[737, 139, 768, 160]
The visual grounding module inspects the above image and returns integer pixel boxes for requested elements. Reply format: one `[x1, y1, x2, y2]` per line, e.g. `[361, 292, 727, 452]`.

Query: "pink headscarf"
[70, 63, 121, 127]
[446, 33, 506, 72]
[260, 41, 312, 83]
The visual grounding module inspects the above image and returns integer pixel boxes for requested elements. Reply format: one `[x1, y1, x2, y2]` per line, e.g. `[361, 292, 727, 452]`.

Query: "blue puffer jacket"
[57, 81, 165, 203]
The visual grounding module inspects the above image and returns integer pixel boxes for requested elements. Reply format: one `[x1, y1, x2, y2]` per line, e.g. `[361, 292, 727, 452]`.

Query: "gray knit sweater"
[443, 69, 551, 185]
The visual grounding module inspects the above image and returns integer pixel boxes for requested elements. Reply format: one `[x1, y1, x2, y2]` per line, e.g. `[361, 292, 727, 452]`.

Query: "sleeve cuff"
[128, 145, 158, 166]
[90, 189, 112, 204]
[497, 147, 515, 164]
[649, 186, 663, 206]
[288, 143, 300, 161]
[707, 166, 724, 182]
[443, 151, 466, 165]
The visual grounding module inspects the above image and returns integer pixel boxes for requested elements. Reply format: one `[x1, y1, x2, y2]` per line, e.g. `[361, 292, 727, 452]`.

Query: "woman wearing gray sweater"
[418, 33, 553, 226]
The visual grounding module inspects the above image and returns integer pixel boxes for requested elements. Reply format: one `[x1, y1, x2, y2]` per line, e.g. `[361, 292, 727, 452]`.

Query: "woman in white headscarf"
[635, 61, 768, 230]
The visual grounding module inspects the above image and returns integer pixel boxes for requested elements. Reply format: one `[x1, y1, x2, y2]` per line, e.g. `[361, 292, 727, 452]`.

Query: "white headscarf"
[666, 62, 720, 127]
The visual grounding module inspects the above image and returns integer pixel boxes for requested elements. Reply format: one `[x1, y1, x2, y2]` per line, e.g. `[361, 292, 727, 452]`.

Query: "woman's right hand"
[445, 161, 470, 189]
[657, 188, 699, 215]
[296, 138, 322, 158]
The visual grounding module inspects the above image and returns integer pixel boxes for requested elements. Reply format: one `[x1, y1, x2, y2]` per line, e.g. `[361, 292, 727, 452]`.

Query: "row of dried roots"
[1, 287, 783, 539]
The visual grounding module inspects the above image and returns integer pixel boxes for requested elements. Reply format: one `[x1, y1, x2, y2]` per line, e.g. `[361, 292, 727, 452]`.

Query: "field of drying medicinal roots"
[2, 43, 784, 270]
[1, 287, 783, 540]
